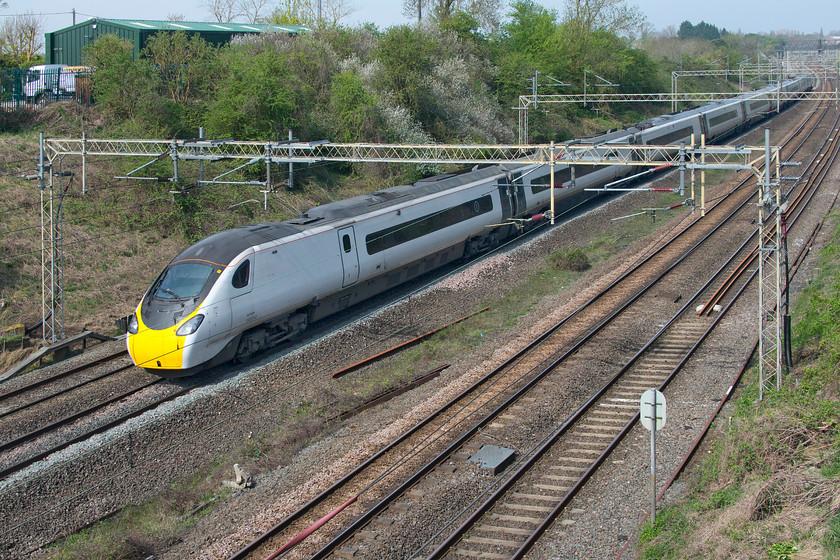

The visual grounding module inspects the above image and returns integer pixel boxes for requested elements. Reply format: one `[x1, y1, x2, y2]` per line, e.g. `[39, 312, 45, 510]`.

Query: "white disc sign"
[640, 389, 666, 431]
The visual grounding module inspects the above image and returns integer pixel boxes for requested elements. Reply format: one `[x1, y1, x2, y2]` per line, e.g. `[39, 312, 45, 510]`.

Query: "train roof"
[167, 165, 521, 266]
[299, 164, 513, 222]
[172, 222, 305, 266]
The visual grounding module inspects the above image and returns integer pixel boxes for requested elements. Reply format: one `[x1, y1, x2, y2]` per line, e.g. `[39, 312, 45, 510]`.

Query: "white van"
[25, 64, 89, 103]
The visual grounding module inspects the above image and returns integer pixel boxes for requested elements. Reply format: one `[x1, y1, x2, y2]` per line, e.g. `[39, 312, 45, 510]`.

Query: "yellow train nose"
[127, 312, 185, 370]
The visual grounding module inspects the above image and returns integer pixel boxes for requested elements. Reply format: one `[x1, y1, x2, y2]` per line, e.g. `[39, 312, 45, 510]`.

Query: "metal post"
[549, 141, 555, 225]
[700, 134, 706, 217]
[81, 131, 86, 195]
[199, 127, 204, 184]
[265, 142, 271, 210]
[583, 70, 587, 108]
[288, 129, 294, 190]
[679, 142, 685, 197]
[171, 140, 179, 183]
[671, 72, 677, 113]
[650, 390, 657, 525]
[758, 128, 782, 400]
[39, 132, 50, 343]
[690, 134, 696, 214]
[523, 102, 529, 145]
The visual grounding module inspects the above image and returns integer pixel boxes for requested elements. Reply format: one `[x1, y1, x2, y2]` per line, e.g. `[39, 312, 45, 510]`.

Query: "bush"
[205, 47, 299, 140]
[547, 246, 591, 271]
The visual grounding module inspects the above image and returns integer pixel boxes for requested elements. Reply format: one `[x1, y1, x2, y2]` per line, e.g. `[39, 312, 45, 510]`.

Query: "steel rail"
[0, 362, 136, 421]
[0, 348, 127, 404]
[700, 106, 840, 314]
[0, 376, 163, 453]
[230, 165, 757, 560]
[0, 378, 201, 480]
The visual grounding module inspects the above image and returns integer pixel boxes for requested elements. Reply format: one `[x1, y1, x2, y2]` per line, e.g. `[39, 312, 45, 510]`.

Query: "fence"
[0, 67, 91, 111]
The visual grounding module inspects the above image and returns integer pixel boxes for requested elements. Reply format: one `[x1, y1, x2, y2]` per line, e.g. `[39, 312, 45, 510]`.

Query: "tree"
[83, 35, 163, 125]
[329, 71, 379, 142]
[402, 0, 426, 23]
[678, 20, 721, 41]
[143, 31, 216, 105]
[239, 0, 273, 23]
[562, 0, 645, 37]
[203, 0, 242, 23]
[0, 11, 44, 64]
[206, 47, 299, 139]
[502, 0, 558, 56]
[403, 0, 504, 32]
[373, 25, 435, 117]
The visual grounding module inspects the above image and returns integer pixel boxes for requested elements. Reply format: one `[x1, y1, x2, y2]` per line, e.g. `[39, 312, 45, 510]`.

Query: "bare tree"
[0, 11, 44, 63]
[239, 0, 273, 23]
[203, 0, 243, 22]
[320, 0, 355, 26]
[402, 0, 428, 23]
[167, 13, 187, 21]
[402, 0, 504, 32]
[563, 0, 646, 37]
[466, 0, 503, 32]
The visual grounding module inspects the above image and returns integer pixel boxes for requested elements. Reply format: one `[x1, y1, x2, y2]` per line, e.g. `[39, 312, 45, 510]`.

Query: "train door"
[229, 250, 255, 329]
[498, 171, 525, 219]
[338, 226, 360, 287]
[511, 172, 525, 216]
[206, 300, 231, 340]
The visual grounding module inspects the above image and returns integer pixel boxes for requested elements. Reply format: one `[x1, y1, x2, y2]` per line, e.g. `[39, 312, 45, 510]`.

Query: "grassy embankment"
[639, 214, 840, 560]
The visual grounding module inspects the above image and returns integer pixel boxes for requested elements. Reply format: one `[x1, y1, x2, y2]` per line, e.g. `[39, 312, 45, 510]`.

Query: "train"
[127, 76, 815, 376]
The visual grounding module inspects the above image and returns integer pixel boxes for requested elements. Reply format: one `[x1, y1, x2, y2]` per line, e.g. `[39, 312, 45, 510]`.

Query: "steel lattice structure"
[44, 137, 769, 168]
[39, 134, 66, 343]
[40, 135, 781, 345]
[757, 129, 784, 400]
[516, 90, 839, 143]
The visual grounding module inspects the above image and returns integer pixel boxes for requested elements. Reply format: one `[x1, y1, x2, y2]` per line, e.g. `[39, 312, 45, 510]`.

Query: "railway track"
[426, 121, 840, 559]
[224, 86, 836, 559]
[0, 348, 201, 481]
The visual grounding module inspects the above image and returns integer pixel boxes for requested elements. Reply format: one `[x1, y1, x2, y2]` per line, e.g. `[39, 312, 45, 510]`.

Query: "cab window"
[232, 260, 250, 289]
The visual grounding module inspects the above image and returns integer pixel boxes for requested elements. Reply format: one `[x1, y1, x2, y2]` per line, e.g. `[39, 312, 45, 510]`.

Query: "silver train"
[127, 76, 815, 376]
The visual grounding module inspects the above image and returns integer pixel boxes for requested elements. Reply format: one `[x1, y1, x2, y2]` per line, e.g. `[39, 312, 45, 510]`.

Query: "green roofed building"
[45, 19, 311, 66]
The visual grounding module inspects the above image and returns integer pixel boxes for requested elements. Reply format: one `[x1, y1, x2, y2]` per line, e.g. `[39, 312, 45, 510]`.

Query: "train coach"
[127, 76, 814, 376]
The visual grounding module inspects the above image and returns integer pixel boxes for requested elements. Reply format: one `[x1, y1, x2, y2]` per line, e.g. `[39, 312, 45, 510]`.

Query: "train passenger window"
[342, 234, 352, 253]
[232, 260, 250, 289]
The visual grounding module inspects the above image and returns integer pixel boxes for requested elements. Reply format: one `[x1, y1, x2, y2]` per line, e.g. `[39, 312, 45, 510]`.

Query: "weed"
[698, 486, 743, 511]
[767, 540, 798, 559]
[638, 507, 689, 559]
[825, 512, 840, 556]
[821, 450, 840, 478]
[547, 246, 591, 271]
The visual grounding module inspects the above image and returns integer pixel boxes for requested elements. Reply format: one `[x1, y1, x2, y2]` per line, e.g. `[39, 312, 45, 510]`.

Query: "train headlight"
[127, 314, 139, 335]
[176, 314, 204, 337]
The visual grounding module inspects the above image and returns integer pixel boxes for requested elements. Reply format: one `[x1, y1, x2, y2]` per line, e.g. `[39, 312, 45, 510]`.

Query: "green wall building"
[45, 19, 310, 66]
